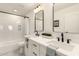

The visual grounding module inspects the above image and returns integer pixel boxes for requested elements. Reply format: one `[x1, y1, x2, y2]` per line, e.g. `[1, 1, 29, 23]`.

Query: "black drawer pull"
[33, 52, 37, 56]
[33, 44, 37, 47]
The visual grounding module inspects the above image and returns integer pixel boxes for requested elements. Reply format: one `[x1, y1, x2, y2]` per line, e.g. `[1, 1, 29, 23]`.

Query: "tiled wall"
[0, 12, 25, 42]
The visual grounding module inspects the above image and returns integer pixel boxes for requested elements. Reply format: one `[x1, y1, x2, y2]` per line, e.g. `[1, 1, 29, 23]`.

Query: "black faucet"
[61, 33, 64, 42]
[35, 31, 39, 36]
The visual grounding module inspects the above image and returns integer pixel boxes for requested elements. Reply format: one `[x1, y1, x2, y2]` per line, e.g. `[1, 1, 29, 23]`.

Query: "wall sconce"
[34, 5, 43, 13]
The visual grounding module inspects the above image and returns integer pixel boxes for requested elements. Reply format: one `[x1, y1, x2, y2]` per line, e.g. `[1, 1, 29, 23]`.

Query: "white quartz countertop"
[56, 42, 79, 56]
[25, 35, 54, 46]
[25, 35, 79, 56]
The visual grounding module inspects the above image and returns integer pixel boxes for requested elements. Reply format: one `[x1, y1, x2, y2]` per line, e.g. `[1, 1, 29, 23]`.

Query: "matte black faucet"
[35, 31, 39, 36]
[61, 33, 64, 42]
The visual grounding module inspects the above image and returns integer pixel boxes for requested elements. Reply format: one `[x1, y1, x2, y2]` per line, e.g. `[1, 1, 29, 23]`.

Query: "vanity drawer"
[32, 51, 39, 56]
[31, 40, 40, 51]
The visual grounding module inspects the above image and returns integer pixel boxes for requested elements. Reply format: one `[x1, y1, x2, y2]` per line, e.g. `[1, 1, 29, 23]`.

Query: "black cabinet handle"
[25, 38, 29, 42]
[26, 43, 28, 48]
[25, 38, 29, 48]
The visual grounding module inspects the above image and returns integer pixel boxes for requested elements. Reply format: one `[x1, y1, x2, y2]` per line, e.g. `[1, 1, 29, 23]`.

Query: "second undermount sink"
[47, 40, 75, 51]
[59, 43, 74, 51]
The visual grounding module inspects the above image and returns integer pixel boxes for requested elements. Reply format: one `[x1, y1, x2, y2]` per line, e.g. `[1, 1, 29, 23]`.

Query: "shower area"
[0, 12, 25, 56]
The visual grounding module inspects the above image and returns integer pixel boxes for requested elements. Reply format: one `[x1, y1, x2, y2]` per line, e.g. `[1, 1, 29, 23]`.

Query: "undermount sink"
[59, 43, 74, 51]
[47, 40, 61, 48]
[47, 40, 74, 51]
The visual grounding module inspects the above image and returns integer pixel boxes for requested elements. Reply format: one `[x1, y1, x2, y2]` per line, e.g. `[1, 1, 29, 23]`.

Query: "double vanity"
[24, 35, 79, 56]
[24, 3, 79, 56]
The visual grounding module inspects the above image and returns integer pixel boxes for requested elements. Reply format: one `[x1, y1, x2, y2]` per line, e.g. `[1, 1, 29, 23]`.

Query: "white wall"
[24, 18, 30, 35]
[25, 3, 53, 35]
[0, 12, 24, 42]
[41, 4, 53, 33]
[54, 4, 79, 43]
[25, 10, 35, 35]
[25, 3, 79, 44]
[54, 4, 79, 33]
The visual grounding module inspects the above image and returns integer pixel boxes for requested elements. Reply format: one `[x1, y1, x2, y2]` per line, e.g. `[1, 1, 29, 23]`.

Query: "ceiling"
[54, 3, 77, 11]
[0, 3, 39, 17]
[0, 3, 77, 17]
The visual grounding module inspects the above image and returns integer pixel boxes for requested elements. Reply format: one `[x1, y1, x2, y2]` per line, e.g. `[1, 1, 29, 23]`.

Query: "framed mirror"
[35, 10, 44, 32]
[53, 3, 79, 33]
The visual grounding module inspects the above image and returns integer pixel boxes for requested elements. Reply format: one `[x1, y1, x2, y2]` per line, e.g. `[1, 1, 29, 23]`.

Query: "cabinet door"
[28, 40, 40, 56]
[24, 38, 29, 56]
[39, 44, 47, 56]
[24, 41, 29, 56]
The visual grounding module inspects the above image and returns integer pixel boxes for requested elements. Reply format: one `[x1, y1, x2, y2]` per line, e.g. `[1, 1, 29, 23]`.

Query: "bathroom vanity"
[25, 35, 53, 56]
[24, 3, 79, 56]
[24, 35, 79, 56]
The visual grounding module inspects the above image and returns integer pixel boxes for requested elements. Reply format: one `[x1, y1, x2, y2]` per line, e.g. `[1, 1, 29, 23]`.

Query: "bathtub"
[0, 40, 25, 56]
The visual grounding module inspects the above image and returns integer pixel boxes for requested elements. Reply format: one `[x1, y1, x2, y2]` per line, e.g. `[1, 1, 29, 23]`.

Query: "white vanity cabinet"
[24, 41, 28, 56]
[28, 39, 47, 56]
[28, 39, 40, 56]
[39, 44, 47, 56]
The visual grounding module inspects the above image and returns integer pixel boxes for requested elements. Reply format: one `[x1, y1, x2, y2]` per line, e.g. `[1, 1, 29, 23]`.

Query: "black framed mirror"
[35, 10, 44, 32]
